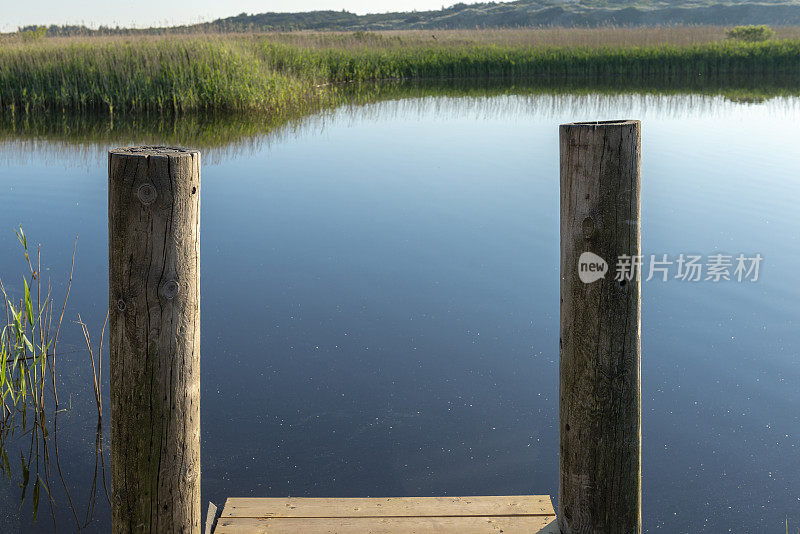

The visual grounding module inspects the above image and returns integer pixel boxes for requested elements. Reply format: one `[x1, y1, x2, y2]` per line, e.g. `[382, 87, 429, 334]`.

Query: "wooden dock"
[109, 130, 642, 533]
[215, 495, 558, 533]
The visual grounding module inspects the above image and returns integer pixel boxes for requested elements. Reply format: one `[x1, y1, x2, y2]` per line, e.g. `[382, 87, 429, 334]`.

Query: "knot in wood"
[160, 280, 179, 300]
[137, 183, 157, 205]
[116, 299, 126, 312]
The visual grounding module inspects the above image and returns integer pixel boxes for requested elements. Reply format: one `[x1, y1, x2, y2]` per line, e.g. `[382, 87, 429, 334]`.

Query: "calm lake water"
[1, 91, 799, 532]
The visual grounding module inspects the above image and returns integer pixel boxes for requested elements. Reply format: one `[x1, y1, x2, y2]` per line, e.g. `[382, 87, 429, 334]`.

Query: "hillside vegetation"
[19, 0, 800, 36]
[205, 0, 800, 31]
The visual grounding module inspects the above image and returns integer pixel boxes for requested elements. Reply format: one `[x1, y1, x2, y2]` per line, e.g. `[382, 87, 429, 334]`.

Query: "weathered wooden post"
[558, 121, 641, 533]
[109, 147, 201, 533]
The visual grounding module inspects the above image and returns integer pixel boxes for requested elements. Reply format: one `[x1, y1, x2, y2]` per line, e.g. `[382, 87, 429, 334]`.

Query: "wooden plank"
[214, 516, 560, 534]
[222, 496, 554, 518]
[206, 502, 218, 534]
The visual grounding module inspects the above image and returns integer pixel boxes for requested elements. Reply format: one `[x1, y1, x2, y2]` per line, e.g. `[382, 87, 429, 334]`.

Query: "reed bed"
[260, 26, 800, 48]
[0, 37, 331, 114]
[261, 39, 800, 82]
[1, 29, 799, 114]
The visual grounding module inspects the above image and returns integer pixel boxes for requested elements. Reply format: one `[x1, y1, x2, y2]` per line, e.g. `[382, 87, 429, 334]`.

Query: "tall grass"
[0, 37, 331, 114]
[1, 31, 800, 114]
[260, 39, 800, 82]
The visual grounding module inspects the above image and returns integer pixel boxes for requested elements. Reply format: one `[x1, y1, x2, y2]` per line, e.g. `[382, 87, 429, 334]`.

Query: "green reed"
[0, 228, 111, 529]
[0, 227, 57, 420]
[0, 227, 66, 525]
[0, 37, 331, 114]
[1, 33, 800, 114]
[261, 39, 800, 81]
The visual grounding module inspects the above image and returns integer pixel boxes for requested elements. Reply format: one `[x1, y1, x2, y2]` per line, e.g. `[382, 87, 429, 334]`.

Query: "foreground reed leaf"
[24, 278, 33, 326]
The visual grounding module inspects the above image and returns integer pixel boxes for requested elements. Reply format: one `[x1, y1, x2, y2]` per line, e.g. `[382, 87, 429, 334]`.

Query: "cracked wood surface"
[109, 146, 201, 533]
[559, 121, 642, 533]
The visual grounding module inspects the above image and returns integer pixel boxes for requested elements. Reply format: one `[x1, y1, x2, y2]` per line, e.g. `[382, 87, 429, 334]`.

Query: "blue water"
[1, 93, 799, 532]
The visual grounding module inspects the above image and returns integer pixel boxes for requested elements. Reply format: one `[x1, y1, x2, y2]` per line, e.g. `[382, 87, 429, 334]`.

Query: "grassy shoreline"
[2, 30, 800, 114]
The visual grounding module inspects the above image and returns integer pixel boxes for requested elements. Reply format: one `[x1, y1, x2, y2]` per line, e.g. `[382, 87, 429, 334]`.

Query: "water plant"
[0, 228, 109, 530]
[0, 227, 70, 525]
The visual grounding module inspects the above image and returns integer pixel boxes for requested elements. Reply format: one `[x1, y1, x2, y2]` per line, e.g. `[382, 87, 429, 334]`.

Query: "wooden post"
[109, 147, 201, 533]
[558, 121, 641, 533]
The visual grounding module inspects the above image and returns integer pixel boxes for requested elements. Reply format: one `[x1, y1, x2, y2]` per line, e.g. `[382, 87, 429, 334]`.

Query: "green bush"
[19, 26, 47, 42]
[726, 25, 774, 42]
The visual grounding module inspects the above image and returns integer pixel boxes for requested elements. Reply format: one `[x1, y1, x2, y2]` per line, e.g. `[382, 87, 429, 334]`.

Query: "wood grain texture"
[558, 121, 642, 533]
[214, 516, 560, 534]
[109, 146, 201, 534]
[222, 496, 555, 518]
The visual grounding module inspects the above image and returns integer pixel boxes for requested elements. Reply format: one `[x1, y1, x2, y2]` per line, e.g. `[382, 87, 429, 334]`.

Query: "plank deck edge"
[221, 495, 556, 518]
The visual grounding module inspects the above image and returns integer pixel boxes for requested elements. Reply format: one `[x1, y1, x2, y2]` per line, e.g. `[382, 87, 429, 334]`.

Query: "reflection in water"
[1, 77, 799, 166]
[0, 111, 319, 168]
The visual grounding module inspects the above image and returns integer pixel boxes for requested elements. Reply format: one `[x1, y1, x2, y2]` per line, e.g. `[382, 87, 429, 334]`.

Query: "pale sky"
[1, 1, 465, 32]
